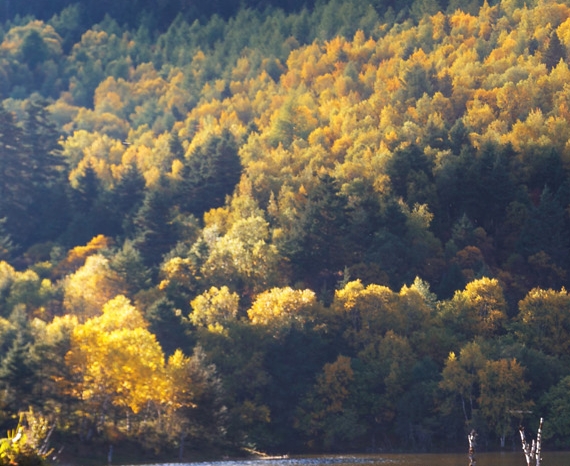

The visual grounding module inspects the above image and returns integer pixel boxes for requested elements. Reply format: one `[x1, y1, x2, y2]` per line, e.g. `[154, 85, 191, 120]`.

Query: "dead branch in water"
[520, 418, 543, 466]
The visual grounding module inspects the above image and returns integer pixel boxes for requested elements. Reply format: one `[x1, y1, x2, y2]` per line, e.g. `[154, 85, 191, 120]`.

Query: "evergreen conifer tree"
[0, 333, 38, 410]
[518, 186, 569, 267]
[544, 31, 566, 71]
[63, 162, 107, 245]
[0, 306, 37, 411]
[0, 104, 32, 248]
[145, 297, 191, 356]
[22, 98, 70, 245]
[109, 240, 152, 297]
[287, 174, 350, 289]
[71, 162, 100, 214]
[133, 181, 178, 268]
[23, 99, 65, 189]
[177, 129, 242, 217]
[108, 163, 147, 237]
[21, 29, 49, 71]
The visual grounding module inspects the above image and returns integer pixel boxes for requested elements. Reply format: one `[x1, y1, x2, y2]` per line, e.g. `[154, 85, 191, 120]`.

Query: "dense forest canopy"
[3, 0, 570, 462]
[1, 0, 318, 27]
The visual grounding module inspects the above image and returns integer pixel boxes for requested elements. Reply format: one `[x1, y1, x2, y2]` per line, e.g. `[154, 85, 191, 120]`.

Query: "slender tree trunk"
[536, 418, 543, 466]
[520, 426, 532, 466]
[468, 430, 477, 466]
[461, 395, 468, 423]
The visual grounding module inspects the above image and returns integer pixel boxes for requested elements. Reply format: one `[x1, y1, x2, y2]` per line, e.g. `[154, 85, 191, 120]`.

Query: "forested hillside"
[2, 0, 570, 462]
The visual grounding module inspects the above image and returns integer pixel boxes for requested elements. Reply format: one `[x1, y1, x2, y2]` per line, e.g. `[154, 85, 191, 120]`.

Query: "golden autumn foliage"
[517, 287, 570, 355]
[6, 0, 570, 456]
[477, 357, 532, 441]
[54, 234, 113, 277]
[62, 254, 126, 320]
[190, 285, 239, 331]
[247, 287, 317, 331]
[440, 277, 508, 337]
[65, 295, 168, 414]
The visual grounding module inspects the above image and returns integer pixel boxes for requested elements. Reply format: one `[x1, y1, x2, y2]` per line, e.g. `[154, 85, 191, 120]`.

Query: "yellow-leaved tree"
[247, 286, 318, 335]
[439, 339, 531, 446]
[439, 341, 487, 425]
[477, 358, 532, 447]
[439, 277, 508, 339]
[189, 286, 239, 332]
[201, 214, 282, 297]
[65, 295, 168, 437]
[332, 280, 400, 347]
[161, 346, 226, 454]
[62, 254, 126, 321]
[517, 287, 570, 356]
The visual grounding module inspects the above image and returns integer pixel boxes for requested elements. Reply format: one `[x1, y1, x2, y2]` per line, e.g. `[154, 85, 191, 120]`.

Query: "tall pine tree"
[64, 161, 107, 246]
[23, 99, 66, 189]
[106, 163, 147, 238]
[544, 30, 566, 71]
[133, 179, 178, 268]
[177, 129, 242, 217]
[286, 173, 351, 292]
[0, 105, 32, 251]
[22, 98, 70, 245]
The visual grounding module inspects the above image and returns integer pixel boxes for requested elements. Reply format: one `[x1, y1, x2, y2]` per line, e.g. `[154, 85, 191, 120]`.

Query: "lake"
[127, 451, 570, 466]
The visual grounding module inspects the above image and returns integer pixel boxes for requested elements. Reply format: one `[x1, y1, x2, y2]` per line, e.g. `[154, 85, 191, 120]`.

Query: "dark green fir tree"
[177, 129, 242, 217]
[133, 179, 178, 268]
[544, 30, 566, 71]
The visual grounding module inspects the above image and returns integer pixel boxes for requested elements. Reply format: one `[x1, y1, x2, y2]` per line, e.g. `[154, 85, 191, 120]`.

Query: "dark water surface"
[129, 451, 570, 466]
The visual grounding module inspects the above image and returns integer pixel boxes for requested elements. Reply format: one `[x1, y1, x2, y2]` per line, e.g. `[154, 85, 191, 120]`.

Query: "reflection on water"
[129, 451, 570, 466]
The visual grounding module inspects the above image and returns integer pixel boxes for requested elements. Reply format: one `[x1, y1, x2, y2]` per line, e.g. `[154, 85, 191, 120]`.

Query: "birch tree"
[478, 358, 532, 447]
